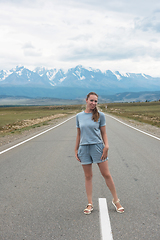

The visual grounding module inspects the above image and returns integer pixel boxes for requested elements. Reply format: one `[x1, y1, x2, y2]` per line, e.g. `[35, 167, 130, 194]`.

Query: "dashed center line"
[99, 198, 113, 240]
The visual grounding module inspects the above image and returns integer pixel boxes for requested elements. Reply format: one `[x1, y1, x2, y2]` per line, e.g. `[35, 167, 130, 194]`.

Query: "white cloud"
[22, 42, 35, 49]
[0, 0, 160, 77]
[134, 14, 160, 33]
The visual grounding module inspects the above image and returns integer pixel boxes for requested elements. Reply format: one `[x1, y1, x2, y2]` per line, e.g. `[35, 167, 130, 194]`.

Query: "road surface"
[0, 114, 160, 240]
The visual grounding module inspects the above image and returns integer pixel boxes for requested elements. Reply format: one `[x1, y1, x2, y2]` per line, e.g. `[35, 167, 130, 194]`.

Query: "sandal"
[84, 203, 93, 215]
[112, 199, 124, 213]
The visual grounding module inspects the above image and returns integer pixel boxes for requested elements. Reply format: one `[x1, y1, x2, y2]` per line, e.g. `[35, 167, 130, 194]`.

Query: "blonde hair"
[86, 92, 99, 122]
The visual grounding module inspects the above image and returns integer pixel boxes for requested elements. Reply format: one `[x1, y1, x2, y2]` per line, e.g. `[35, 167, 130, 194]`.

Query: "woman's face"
[86, 94, 98, 110]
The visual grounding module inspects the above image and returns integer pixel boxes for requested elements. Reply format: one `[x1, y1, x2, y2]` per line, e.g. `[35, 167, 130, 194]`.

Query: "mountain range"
[0, 65, 160, 102]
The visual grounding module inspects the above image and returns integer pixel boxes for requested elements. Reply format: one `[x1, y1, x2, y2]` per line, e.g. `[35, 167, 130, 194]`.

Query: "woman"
[75, 92, 124, 214]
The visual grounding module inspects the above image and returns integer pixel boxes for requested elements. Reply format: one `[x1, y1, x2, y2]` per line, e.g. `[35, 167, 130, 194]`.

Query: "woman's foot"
[112, 199, 124, 213]
[84, 203, 93, 214]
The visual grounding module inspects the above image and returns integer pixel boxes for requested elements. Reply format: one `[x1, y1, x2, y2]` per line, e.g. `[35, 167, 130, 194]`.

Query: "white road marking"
[0, 115, 76, 155]
[99, 198, 113, 240]
[105, 114, 160, 141]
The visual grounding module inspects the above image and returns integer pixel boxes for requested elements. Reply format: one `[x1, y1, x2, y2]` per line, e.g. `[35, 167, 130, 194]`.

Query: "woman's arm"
[100, 125, 109, 160]
[75, 128, 81, 162]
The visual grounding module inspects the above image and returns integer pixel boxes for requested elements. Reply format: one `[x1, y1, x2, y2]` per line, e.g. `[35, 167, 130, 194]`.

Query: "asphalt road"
[0, 115, 160, 240]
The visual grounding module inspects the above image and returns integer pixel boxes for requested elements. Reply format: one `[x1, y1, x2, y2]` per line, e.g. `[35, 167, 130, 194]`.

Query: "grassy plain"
[100, 101, 160, 128]
[0, 101, 160, 137]
[0, 105, 82, 136]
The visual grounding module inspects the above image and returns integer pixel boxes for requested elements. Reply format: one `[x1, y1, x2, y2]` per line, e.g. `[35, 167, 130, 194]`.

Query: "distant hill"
[0, 65, 160, 101]
[0, 91, 159, 106]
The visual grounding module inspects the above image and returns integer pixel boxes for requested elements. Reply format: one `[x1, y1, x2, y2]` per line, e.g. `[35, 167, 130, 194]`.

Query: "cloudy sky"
[0, 0, 160, 76]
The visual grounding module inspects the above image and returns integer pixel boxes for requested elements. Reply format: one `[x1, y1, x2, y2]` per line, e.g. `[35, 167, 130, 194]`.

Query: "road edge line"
[99, 198, 113, 240]
[105, 114, 160, 141]
[0, 115, 76, 155]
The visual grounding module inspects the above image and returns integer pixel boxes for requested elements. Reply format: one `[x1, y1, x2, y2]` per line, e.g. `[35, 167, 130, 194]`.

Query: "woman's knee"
[84, 172, 93, 181]
[101, 171, 111, 180]
[98, 162, 111, 180]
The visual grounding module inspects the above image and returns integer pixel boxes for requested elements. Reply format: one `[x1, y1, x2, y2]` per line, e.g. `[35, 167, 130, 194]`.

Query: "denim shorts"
[78, 143, 108, 165]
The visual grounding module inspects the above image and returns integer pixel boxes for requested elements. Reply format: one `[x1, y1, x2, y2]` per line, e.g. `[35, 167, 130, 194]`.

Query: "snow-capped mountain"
[0, 65, 160, 99]
[0, 66, 51, 88]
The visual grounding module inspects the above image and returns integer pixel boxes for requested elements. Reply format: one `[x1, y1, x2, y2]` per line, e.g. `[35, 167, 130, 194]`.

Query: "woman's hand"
[100, 126, 109, 160]
[101, 146, 109, 160]
[75, 128, 81, 162]
[75, 150, 81, 162]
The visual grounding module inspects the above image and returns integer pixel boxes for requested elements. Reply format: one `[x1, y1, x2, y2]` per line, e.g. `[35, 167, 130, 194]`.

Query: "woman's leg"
[97, 161, 123, 211]
[82, 164, 93, 209]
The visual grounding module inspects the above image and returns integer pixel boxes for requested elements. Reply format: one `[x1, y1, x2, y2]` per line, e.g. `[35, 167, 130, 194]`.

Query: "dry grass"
[1, 101, 159, 138]
[0, 105, 82, 136]
[99, 101, 160, 128]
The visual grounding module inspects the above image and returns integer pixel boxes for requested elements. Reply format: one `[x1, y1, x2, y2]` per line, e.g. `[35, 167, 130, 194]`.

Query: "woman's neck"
[84, 108, 93, 113]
